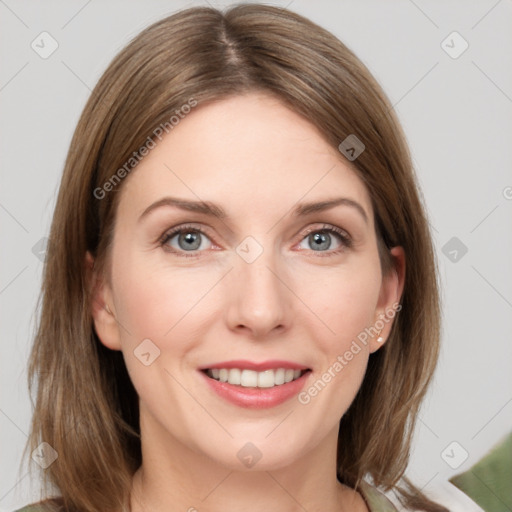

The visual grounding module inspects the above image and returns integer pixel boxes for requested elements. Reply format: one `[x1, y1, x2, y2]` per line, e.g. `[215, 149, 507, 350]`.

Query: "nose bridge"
[226, 237, 288, 336]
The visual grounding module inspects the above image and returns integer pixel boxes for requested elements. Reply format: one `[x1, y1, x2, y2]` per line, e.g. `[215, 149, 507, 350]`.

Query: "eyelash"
[158, 223, 353, 258]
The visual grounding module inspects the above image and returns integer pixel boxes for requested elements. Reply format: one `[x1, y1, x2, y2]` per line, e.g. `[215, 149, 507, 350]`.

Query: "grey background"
[1, 0, 511, 510]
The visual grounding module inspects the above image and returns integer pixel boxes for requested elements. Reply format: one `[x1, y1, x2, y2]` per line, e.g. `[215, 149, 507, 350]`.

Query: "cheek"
[299, 262, 382, 351]
[110, 252, 213, 404]
[112, 248, 214, 340]
[295, 269, 380, 420]
[110, 250, 225, 403]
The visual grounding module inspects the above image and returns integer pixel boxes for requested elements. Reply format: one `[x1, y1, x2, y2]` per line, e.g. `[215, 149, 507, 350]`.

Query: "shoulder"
[449, 432, 512, 511]
[359, 481, 399, 511]
[13, 498, 64, 512]
[422, 479, 485, 511]
[13, 506, 47, 512]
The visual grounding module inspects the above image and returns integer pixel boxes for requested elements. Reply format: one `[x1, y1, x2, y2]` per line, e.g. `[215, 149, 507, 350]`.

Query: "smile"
[204, 368, 307, 388]
[199, 360, 312, 408]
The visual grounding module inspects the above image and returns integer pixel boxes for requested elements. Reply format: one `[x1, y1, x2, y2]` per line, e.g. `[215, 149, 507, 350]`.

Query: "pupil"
[311, 232, 329, 251]
[180, 232, 200, 250]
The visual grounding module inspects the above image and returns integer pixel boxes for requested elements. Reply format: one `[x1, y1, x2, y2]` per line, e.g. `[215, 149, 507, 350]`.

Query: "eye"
[297, 224, 352, 255]
[160, 224, 214, 257]
[159, 223, 352, 258]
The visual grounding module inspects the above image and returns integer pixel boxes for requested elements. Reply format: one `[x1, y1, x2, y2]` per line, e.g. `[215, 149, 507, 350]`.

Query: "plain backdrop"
[1, 0, 511, 510]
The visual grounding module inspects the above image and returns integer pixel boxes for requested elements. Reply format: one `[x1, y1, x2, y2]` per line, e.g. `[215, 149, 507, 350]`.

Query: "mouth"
[198, 360, 312, 409]
[202, 367, 310, 388]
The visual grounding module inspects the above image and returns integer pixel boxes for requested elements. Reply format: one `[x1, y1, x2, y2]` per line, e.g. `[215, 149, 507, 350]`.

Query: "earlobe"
[370, 246, 406, 353]
[85, 251, 122, 351]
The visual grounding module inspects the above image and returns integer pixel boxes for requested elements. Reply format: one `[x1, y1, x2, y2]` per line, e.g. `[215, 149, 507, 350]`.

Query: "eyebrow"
[138, 196, 368, 224]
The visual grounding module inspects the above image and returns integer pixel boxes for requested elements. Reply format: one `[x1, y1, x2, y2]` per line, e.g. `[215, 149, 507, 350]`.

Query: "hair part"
[26, 4, 444, 511]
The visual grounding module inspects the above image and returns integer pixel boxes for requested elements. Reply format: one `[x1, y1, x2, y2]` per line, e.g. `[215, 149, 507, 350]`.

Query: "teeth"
[228, 368, 241, 385]
[241, 369, 258, 387]
[206, 367, 306, 388]
[258, 370, 274, 388]
[274, 368, 285, 385]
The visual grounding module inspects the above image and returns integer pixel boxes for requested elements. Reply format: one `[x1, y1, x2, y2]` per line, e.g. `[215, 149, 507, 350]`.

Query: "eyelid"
[159, 222, 213, 243]
[298, 223, 351, 240]
[158, 223, 218, 257]
[159, 222, 353, 257]
[295, 223, 353, 252]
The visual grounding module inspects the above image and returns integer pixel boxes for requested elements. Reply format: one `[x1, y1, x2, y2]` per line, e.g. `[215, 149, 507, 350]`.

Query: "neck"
[129, 412, 368, 512]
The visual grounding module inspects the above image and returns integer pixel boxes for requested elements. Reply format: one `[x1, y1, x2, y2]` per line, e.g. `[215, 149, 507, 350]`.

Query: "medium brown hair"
[25, 4, 445, 511]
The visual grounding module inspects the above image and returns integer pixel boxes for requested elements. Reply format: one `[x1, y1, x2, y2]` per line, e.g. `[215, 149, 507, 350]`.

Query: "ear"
[369, 246, 405, 353]
[85, 251, 122, 351]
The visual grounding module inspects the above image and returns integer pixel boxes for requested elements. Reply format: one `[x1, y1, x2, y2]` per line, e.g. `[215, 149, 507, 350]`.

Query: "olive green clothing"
[450, 432, 512, 512]
[14, 482, 399, 511]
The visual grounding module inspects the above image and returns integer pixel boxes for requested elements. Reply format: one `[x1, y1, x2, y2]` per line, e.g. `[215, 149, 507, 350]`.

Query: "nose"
[225, 248, 289, 339]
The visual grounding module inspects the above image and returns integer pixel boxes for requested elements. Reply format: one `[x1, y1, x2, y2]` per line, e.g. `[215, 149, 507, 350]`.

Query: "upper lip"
[199, 360, 310, 371]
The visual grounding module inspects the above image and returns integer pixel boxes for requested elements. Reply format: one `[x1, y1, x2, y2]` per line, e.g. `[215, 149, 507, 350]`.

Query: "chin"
[193, 432, 311, 472]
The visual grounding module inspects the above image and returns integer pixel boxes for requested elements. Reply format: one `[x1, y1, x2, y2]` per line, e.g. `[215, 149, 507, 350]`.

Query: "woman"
[19, 4, 448, 511]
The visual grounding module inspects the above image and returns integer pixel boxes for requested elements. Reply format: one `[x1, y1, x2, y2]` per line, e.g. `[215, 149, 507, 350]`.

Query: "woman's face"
[90, 92, 403, 472]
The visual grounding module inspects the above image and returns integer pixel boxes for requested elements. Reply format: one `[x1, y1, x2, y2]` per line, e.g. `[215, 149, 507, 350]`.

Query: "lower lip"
[199, 370, 311, 409]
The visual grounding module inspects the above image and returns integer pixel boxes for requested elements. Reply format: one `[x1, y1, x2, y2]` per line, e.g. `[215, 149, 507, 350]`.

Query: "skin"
[87, 92, 405, 512]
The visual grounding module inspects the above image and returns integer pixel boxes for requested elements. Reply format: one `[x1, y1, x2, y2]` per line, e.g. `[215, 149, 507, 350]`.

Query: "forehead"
[117, 92, 373, 223]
